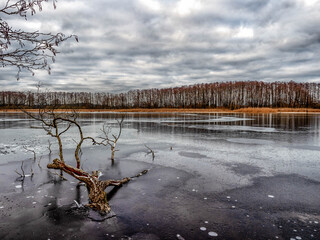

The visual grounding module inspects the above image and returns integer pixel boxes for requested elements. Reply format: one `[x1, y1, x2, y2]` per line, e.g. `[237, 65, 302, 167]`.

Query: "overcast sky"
[1, 0, 320, 92]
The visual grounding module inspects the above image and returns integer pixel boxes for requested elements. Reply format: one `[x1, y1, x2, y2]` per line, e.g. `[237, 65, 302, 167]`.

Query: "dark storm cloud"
[1, 0, 320, 92]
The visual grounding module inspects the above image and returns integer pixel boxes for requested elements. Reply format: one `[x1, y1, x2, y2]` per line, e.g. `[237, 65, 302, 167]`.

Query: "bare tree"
[99, 117, 124, 163]
[23, 108, 147, 213]
[0, 0, 77, 79]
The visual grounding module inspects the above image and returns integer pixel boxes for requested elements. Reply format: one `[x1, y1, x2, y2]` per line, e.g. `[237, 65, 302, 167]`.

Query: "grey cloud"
[1, 0, 320, 92]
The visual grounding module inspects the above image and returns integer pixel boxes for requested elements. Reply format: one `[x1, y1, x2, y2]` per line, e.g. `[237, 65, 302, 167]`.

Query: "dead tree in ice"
[98, 117, 124, 163]
[22, 108, 147, 213]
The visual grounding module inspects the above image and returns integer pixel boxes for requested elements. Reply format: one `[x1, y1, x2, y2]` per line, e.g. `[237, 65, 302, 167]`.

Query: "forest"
[1, 81, 320, 109]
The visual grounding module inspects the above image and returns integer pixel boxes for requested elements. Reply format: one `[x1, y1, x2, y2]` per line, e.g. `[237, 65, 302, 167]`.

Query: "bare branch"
[38, 156, 42, 169]
[50, 170, 67, 181]
[98, 116, 125, 161]
[23, 145, 36, 161]
[15, 161, 25, 181]
[47, 140, 52, 155]
[145, 145, 155, 161]
[0, 0, 78, 79]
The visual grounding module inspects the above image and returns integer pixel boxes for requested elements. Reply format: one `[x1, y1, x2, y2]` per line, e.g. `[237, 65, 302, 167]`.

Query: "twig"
[47, 140, 52, 155]
[51, 171, 67, 181]
[15, 161, 25, 181]
[30, 165, 34, 178]
[38, 156, 42, 169]
[130, 169, 149, 179]
[23, 146, 36, 161]
[145, 145, 155, 161]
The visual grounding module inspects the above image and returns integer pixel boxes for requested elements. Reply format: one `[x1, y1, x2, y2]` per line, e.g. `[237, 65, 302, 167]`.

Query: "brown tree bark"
[48, 158, 147, 213]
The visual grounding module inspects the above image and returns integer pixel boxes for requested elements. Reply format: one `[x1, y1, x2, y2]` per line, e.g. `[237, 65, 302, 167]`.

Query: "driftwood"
[48, 158, 148, 212]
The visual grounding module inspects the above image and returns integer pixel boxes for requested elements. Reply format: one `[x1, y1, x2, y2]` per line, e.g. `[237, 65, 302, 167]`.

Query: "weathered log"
[48, 158, 147, 213]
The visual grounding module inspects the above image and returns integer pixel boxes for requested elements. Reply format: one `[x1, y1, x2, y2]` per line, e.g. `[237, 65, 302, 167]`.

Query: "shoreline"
[0, 107, 320, 114]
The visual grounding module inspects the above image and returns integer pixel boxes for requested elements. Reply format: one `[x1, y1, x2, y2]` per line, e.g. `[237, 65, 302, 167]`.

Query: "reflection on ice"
[189, 125, 277, 132]
[160, 117, 253, 123]
[226, 138, 274, 145]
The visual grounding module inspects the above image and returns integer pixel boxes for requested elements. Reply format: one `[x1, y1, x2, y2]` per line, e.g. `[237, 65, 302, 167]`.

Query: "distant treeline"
[1, 81, 320, 109]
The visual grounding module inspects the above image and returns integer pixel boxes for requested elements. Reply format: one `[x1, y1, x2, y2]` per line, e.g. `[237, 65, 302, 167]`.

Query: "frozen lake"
[0, 112, 320, 239]
[1, 112, 320, 188]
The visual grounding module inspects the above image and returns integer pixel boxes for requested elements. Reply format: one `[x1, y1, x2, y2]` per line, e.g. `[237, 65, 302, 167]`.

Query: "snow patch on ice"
[208, 231, 218, 237]
[176, 234, 185, 240]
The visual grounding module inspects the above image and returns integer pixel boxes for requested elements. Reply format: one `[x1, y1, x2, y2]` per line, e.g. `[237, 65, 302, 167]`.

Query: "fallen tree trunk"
[48, 158, 147, 213]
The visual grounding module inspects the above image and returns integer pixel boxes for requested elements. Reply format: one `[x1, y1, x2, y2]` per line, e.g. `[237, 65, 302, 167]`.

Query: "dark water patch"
[220, 174, 320, 213]
[276, 216, 320, 240]
[1, 158, 320, 239]
[128, 233, 161, 239]
[227, 163, 262, 176]
[178, 151, 208, 158]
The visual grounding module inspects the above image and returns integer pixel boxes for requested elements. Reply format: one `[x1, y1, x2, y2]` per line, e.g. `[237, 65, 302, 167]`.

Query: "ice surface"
[160, 116, 253, 123]
[227, 138, 274, 145]
[189, 125, 277, 132]
[1, 112, 320, 193]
